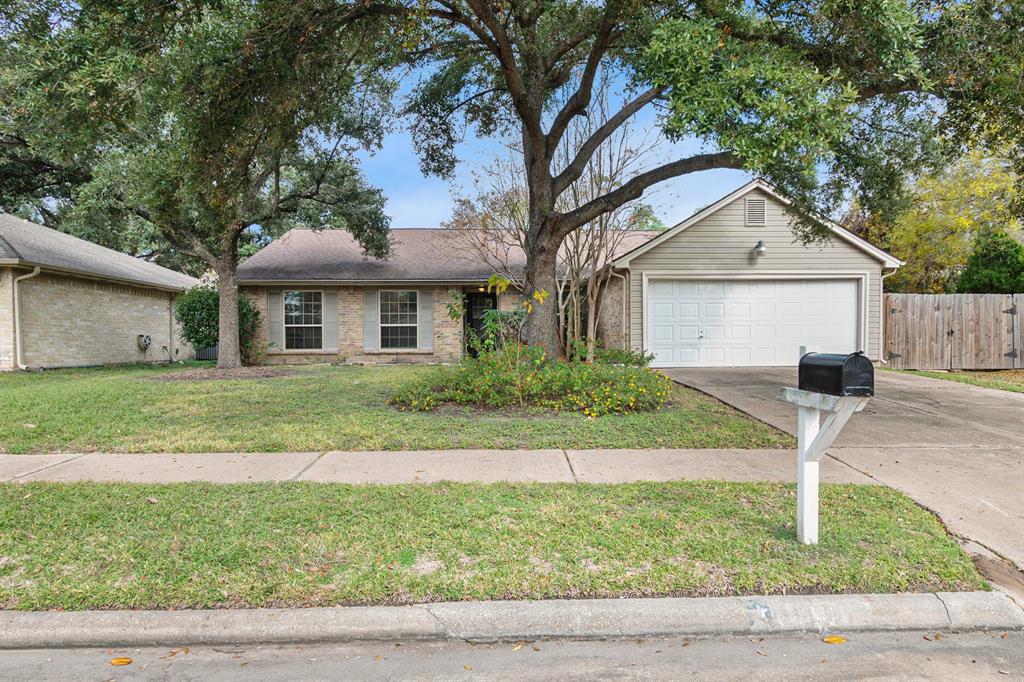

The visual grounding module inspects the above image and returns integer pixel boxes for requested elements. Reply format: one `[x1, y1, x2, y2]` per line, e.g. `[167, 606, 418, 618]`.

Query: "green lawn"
[0, 481, 983, 610]
[0, 363, 791, 453]
[902, 369, 1024, 393]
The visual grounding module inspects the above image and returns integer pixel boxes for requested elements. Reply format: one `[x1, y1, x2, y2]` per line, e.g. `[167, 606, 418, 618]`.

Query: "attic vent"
[745, 197, 767, 226]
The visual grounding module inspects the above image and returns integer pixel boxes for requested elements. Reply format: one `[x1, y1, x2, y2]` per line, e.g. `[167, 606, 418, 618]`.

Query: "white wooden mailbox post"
[775, 387, 869, 544]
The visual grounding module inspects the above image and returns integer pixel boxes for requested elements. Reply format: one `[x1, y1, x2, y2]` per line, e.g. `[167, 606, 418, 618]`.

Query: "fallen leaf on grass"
[823, 635, 847, 644]
[110, 657, 132, 666]
[146, 497, 159, 505]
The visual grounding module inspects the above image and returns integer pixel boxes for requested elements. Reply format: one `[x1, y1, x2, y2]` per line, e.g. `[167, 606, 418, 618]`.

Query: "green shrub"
[174, 285, 262, 364]
[956, 229, 1024, 294]
[391, 345, 673, 416]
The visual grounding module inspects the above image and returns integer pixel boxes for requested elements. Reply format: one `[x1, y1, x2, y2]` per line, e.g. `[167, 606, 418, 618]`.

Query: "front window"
[380, 290, 418, 350]
[284, 291, 323, 350]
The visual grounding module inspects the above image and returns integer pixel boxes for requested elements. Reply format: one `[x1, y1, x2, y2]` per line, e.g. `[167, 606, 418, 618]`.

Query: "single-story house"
[0, 214, 198, 370]
[237, 180, 901, 368]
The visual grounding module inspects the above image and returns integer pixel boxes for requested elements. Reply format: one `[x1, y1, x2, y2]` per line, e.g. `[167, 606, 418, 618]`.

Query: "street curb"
[2, 592, 1021, 649]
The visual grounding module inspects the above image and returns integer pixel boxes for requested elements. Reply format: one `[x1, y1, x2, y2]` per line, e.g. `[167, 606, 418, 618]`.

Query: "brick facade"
[244, 285, 464, 365]
[0, 268, 15, 370]
[1, 267, 193, 370]
[595, 274, 627, 350]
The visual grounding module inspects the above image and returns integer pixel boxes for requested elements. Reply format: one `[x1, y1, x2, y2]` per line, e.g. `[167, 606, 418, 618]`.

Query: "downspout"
[610, 268, 629, 350]
[879, 267, 899, 364]
[13, 266, 42, 370]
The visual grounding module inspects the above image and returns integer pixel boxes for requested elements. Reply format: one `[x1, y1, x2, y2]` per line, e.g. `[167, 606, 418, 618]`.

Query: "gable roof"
[611, 179, 902, 269]
[0, 213, 198, 291]
[237, 228, 660, 284]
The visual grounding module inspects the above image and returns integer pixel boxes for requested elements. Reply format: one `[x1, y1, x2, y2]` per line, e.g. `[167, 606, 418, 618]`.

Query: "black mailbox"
[798, 351, 874, 397]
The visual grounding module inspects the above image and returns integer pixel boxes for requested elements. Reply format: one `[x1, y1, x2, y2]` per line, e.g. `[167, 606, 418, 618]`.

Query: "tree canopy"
[386, 0, 1021, 351]
[1, 0, 398, 365]
[853, 150, 1022, 293]
[957, 229, 1024, 294]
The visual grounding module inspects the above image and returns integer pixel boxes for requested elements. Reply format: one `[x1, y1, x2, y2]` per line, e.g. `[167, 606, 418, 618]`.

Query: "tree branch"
[552, 86, 664, 195]
[545, 5, 625, 156]
[556, 151, 741, 237]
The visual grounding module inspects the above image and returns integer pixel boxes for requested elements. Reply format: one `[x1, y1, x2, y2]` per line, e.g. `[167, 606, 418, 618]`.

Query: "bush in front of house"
[174, 285, 262, 364]
[391, 345, 673, 416]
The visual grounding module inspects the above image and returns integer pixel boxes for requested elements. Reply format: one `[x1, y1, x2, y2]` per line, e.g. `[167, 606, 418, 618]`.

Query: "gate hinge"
[889, 307, 900, 315]
[1006, 349, 1019, 359]
[887, 351, 901, 360]
[1004, 305, 1018, 315]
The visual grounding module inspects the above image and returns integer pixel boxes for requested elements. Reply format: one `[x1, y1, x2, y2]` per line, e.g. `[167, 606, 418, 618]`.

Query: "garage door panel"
[728, 302, 751, 317]
[647, 278, 859, 367]
[652, 325, 675, 342]
[703, 302, 725, 318]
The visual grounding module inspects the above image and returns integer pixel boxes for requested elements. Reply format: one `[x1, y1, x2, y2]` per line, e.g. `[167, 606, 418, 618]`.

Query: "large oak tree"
[385, 0, 1018, 353]
[1, 0, 396, 367]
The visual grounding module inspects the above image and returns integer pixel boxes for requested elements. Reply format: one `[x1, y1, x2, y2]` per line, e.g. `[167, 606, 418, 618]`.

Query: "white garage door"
[647, 279, 860, 367]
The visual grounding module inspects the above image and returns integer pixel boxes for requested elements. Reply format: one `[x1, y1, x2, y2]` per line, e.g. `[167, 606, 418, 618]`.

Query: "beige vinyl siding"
[627, 188, 885, 360]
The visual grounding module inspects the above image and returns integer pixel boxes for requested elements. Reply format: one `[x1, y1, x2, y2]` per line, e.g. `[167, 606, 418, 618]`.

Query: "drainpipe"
[610, 268, 629, 350]
[879, 267, 898, 364]
[13, 266, 42, 370]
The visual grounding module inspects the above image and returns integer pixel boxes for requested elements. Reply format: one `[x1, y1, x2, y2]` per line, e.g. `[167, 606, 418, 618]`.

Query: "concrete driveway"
[665, 367, 1024, 577]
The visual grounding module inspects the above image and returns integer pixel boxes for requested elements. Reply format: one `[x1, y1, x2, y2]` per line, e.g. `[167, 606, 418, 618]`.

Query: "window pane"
[380, 325, 417, 349]
[284, 291, 322, 326]
[380, 291, 417, 325]
[285, 326, 322, 350]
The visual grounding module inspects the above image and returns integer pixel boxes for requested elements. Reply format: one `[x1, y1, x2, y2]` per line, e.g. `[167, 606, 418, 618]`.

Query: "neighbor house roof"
[612, 179, 903, 269]
[237, 228, 661, 284]
[0, 213, 198, 291]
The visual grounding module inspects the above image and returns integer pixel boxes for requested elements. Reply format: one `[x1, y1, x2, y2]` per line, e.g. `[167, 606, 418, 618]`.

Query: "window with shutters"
[379, 290, 418, 350]
[283, 291, 323, 350]
[745, 197, 767, 226]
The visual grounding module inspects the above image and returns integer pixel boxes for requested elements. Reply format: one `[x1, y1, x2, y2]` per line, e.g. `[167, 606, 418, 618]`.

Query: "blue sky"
[356, 111, 753, 230]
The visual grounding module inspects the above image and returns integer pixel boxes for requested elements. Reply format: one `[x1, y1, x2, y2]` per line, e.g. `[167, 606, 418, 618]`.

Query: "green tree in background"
[957, 230, 1024, 294]
[854, 151, 1021, 293]
[1, 0, 395, 367]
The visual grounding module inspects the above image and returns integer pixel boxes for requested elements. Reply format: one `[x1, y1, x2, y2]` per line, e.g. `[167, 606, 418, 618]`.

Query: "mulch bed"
[153, 367, 298, 382]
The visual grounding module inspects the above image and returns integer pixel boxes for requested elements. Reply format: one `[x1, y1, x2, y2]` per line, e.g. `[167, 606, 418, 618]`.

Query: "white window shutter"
[363, 288, 379, 351]
[418, 289, 433, 351]
[267, 290, 283, 349]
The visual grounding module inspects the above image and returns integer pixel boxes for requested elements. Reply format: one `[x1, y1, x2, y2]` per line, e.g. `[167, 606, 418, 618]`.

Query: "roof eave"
[3, 259, 194, 292]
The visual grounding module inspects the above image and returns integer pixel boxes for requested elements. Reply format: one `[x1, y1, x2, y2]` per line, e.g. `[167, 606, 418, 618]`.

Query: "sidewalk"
[0, 448, 874, 485]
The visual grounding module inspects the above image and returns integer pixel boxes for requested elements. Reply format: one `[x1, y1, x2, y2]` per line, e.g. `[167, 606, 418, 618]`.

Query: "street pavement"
[3, 630, 1022, 681]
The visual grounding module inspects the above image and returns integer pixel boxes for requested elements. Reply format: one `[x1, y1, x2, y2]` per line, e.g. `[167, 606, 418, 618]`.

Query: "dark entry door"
[465, 291, 497, 356]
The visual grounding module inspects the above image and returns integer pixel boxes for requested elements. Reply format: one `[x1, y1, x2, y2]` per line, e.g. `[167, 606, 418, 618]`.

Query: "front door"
[465, 291, 497, 356]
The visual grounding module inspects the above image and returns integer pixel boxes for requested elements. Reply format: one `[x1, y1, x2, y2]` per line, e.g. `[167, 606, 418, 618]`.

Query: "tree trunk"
[216, 267, 242, 369]
[522, 241, 561, 358]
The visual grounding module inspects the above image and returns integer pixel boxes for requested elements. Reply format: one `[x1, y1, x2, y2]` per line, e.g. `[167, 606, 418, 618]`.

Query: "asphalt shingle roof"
[237, 228, 662, 282]
[0, 213, 198, 291]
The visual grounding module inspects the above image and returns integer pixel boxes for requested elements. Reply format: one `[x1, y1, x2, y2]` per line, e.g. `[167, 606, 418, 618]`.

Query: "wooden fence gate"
[884, 293, 1023, 370]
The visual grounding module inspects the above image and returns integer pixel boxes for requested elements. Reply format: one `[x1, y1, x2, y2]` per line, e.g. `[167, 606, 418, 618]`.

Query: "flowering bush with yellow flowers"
[391, 346, 673, 416]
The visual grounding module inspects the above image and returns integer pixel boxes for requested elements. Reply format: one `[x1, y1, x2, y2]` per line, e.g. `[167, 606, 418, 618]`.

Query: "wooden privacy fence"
[884, 293, 1023, 370]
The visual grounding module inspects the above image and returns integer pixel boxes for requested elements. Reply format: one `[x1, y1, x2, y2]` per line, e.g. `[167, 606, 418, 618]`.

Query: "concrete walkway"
[664, 367, 1024, 575]
[0, 448, 875, 485]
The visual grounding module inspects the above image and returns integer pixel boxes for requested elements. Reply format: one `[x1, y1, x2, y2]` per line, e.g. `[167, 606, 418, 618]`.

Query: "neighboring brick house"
[0, 214, 197, 370]
[238, 180, 900, 367]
